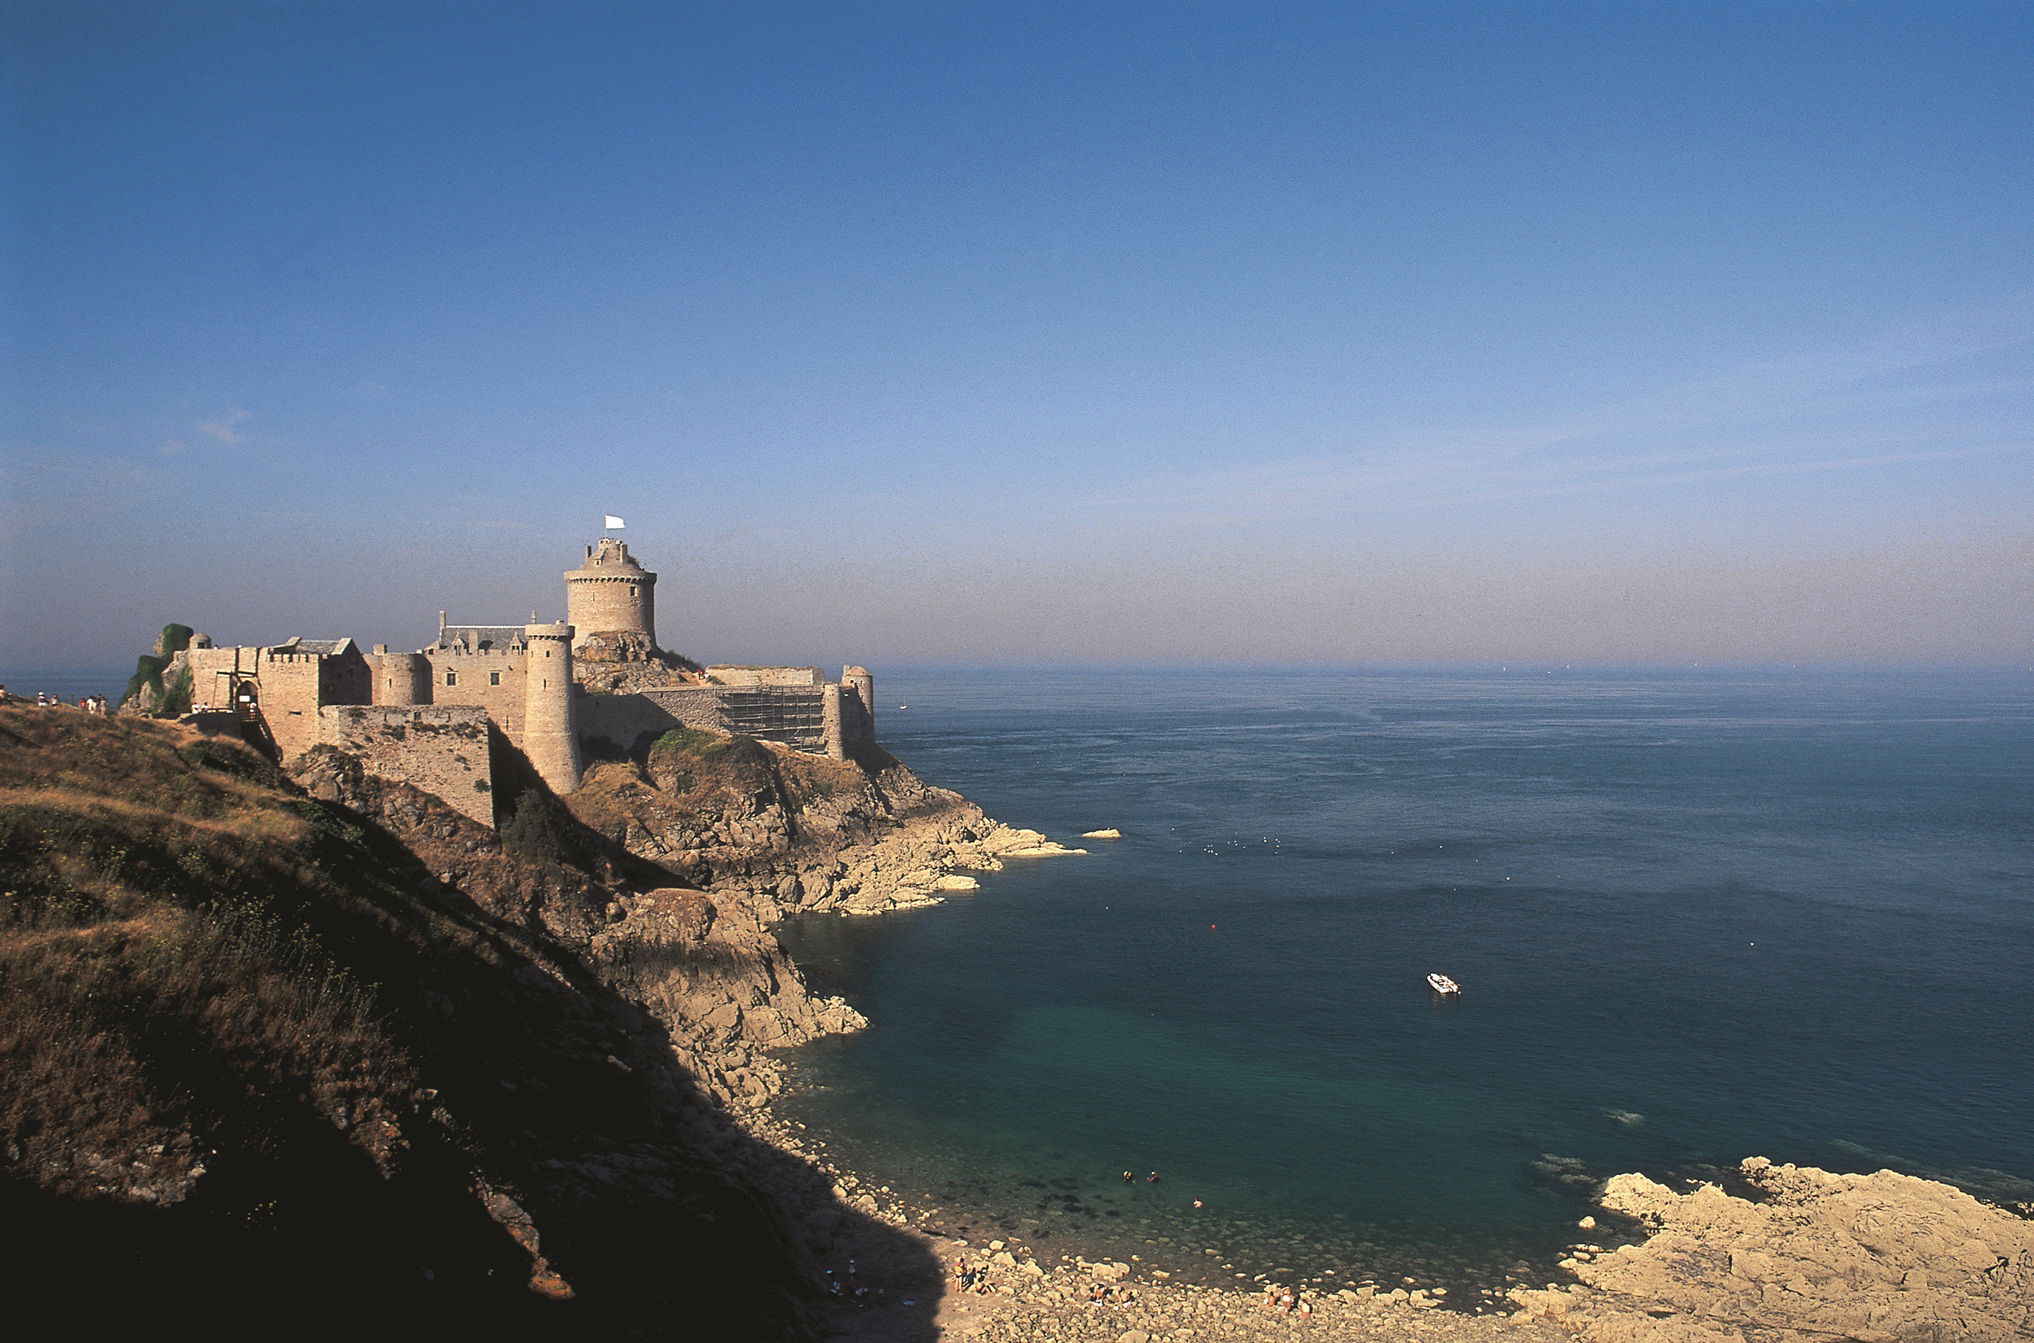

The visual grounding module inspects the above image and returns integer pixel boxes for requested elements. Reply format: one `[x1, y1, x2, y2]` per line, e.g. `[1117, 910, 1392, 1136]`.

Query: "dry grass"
[0, 708, 418, 1198]
[0, 703, 855, 1341]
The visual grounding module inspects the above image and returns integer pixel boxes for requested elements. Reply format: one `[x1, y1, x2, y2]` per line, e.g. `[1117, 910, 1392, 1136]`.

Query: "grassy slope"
[0, 706, 826, 1340]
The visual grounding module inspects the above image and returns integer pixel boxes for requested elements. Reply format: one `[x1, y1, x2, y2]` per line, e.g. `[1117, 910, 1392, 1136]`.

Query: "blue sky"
[4, 1, 2030, 667]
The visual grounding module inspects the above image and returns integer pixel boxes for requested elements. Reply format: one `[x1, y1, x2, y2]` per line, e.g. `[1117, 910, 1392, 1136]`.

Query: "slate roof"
[436, 624, 525, 651]
[271, 637, 356, 656]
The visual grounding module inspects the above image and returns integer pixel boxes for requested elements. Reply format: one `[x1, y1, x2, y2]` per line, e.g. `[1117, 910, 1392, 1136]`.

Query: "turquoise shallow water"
[777, 666, 2034, 1292]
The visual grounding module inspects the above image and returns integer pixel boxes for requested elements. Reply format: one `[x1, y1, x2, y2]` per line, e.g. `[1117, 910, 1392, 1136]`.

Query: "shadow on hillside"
[0, 707, 943, 1342]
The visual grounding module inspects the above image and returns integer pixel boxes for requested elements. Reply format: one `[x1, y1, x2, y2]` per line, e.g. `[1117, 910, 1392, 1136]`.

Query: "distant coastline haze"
[4, 2, 2030, 667]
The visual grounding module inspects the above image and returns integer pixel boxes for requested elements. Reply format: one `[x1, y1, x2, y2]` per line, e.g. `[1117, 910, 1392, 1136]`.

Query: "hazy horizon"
[6, 3, 2031, 670]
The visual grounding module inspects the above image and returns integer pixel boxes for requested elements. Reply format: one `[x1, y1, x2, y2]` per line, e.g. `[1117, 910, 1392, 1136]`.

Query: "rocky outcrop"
[588, 886, 867, 1106]
[289, 748, 873, 1111]
[567, 736, 1080, 921]
[117, 623, 198, 717]
[1509, 1158, 2034, 1342]
[573, 645, 706, 694]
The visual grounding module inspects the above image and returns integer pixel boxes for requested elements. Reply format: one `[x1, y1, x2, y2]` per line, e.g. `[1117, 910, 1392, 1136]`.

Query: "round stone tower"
[840, 665, 875, 755]
[843, 665, 874, 724]
[564, 538, 657, 657]
[368, 649, 430, 706]
[520, 621, 582, 794]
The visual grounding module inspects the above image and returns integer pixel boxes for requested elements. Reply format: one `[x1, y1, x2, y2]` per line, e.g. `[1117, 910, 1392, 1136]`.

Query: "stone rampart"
[705, 666, 824, 688]
[317, 705, 496, 827]
[577, 690, 690, 758]
[256, 654, 329, 762]
[578, 684, 834, 757]
[184, 646, 254, 713]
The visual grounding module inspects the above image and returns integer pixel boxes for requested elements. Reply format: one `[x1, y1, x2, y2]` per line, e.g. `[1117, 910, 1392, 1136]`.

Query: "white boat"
[1426, 972, 1461, 996]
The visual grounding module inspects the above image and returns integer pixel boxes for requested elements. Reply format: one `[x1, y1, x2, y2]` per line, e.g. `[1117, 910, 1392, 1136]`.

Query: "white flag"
[603, 514, 626, 529]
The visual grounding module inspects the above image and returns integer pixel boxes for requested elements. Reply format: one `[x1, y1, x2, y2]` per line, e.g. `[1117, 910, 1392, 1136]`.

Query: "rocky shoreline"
[597, 744, 2033, 1342]
[11, 702, 2029, 1340]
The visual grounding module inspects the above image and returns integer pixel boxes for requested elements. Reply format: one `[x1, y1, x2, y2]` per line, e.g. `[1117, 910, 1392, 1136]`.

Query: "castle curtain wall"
[422, 648, 527, 741]
[318, 705, 496, 827]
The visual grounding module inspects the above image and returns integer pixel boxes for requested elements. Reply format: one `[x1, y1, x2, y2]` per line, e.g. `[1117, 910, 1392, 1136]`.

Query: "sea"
[0, 667, 134, 707]
[774, 665, 2034, 1295]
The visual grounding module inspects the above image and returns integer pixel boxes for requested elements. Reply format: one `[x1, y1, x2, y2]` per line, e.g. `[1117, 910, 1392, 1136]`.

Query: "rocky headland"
[565, 727, 1081, 922]
[5, 701, 2027, 1341]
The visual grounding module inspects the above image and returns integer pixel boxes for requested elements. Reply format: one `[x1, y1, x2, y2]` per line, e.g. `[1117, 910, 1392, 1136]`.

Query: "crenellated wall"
[185, 643, 371, 762]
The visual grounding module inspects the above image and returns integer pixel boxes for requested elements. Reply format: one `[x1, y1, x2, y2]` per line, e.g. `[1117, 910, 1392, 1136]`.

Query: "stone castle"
[181, 536, 875, 826]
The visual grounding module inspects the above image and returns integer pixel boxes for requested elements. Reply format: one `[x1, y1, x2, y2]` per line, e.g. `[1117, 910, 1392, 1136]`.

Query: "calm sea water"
[776, 665, 2034, 1293]
[0, 667, 133, 706]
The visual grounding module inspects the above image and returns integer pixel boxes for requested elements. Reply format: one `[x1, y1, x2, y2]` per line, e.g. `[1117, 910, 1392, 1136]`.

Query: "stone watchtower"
[564, 538, 657, 658]
[520, 621, 582, 794]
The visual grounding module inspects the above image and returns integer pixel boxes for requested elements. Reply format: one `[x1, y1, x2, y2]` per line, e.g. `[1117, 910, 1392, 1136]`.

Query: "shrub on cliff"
[500, 787, 572, 865]
[647, 726, 772, 796]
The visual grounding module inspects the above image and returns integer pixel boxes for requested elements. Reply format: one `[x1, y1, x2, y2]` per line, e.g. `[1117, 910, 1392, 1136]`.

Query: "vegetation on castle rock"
[120, 621, 195, 715]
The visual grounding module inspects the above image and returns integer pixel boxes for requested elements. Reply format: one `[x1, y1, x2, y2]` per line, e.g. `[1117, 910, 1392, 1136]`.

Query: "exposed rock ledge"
[1509, 1157, 2034, 1343]
[567, 739, 1083, 922]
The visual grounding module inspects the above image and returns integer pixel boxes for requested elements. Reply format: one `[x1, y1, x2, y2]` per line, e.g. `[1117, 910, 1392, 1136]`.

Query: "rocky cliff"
[0, 705, 935, 1340]
[565, 728, 1078, 923]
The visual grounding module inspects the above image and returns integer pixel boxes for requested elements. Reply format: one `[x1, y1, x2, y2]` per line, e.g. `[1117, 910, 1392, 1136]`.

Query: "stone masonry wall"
[317, 705, 496, 827]
[577, 689, 699, 758]
[251, 653, 327, 762]
[704, 666, 823, 687]
[184, 646, 255, 713]
[423, 648, 527, 740]
[577, 685, 845, 759]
